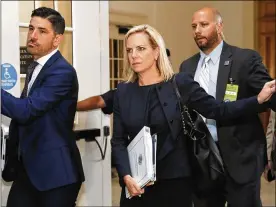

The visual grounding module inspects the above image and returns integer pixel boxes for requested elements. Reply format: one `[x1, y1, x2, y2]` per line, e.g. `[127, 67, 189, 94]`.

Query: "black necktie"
[21, 61, 39, 98]
[18, 61, 39, 160]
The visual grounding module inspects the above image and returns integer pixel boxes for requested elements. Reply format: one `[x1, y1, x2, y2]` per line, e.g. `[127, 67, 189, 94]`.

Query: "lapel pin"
[224, 60, 230, 66]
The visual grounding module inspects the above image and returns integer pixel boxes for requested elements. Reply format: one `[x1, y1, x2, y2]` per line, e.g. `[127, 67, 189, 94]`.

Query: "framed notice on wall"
[20, 46, 33, 74]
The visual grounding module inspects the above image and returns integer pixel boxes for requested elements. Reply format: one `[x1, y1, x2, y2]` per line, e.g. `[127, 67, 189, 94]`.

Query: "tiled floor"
[260, 177, 276, 206]
[111, 168, 276, 206]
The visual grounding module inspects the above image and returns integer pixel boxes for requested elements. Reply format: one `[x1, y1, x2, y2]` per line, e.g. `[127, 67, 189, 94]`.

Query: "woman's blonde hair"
[123, 24, 174, 83]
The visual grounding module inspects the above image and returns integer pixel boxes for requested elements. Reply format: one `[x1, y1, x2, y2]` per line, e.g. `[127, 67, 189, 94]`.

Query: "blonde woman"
[111, 24, 275, 207]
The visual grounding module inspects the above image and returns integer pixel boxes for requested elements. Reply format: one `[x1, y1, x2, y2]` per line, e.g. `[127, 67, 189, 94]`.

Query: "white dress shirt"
[27, 49, 58, 95]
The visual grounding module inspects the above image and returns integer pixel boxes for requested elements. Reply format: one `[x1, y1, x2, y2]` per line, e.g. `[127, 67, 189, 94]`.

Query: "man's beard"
[195, 30, 219, 52]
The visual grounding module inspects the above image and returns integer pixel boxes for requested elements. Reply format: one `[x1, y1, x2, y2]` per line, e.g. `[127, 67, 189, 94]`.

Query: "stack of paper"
[125, 126, 157, 198]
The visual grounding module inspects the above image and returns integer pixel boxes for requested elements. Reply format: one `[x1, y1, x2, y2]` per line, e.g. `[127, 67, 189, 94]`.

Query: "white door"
[1, 1, 111, 206]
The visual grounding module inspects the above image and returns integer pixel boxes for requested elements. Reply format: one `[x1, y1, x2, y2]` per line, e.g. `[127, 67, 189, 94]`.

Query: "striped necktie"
[198, 56, 210, 123]
[198, 56, 210, 93]
[18, 61, 38, 160]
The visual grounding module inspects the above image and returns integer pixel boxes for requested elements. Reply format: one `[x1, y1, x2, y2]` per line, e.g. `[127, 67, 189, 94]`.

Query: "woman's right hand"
[123, 175, 144, 197]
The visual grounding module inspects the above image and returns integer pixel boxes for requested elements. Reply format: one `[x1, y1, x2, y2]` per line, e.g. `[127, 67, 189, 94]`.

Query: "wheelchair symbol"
[4, 68, 11, 79]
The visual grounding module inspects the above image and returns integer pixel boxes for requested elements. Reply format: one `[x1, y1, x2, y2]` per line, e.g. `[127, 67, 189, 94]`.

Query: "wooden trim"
[256, 0, 275, 131]
[258, 16, 275, 22]
[109, 9, 148, 26]
[260, 32, 275, 35]
[265, 36, 271, 69]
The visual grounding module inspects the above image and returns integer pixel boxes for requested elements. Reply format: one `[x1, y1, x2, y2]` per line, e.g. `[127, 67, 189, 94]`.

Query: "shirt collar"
[36, 49, 58, 67]
[200, 41, 224, 64]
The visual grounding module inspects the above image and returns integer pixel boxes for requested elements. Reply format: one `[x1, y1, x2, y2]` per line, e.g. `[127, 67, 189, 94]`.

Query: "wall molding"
[109, 9, 148, 26]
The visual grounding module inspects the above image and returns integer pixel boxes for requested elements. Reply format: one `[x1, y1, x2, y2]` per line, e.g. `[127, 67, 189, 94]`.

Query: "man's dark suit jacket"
[1, 51, 84, 191]
[111, 72, 264, 186]
[179, 42, 276, 184]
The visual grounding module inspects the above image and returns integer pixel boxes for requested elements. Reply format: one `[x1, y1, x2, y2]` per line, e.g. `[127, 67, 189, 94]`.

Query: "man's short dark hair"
[31, 7, 65, 35]
[166, 48, 171, 57]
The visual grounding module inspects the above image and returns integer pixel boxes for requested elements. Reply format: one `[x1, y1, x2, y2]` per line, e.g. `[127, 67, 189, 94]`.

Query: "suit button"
[163, 102, 167, 106]
[170, 119, 174, 124]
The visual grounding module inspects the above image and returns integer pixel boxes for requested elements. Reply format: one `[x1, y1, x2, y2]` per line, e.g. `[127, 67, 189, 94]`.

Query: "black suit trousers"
[193, 144, 264, 207]
[7, 162, 81, 207]
[120, 177, 193, 207]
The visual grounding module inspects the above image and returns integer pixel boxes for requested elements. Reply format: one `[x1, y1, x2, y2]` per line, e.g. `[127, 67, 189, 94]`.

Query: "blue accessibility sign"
[1, 63, 18, 90]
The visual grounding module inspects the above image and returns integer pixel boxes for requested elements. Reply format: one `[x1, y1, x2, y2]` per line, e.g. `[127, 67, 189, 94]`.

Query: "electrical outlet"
[103, 126, 110, 136]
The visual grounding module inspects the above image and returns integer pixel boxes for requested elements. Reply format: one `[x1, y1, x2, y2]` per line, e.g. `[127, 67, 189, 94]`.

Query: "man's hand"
[257, 80, 276, 104]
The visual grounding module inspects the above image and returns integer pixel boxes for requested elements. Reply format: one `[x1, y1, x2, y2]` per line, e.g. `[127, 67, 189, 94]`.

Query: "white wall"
[1, 1, 21, 126]
[109, 1, 256, 72]
[1, 2, 20, 205]
[73, 1, 111, 206]
[109, 1, 156, 24]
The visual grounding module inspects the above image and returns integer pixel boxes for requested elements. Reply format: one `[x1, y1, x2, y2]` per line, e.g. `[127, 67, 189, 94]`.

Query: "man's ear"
[216, 22, 223, 36]
[53, 34, 64, 47]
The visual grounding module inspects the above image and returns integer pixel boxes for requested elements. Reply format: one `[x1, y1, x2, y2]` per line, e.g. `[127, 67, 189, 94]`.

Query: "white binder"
[125, 126, 157, 198]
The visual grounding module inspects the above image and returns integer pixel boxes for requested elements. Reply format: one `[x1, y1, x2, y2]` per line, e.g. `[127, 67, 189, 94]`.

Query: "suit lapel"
[216, 43, 233, 101]
[187, 54, 200, 77]
[29, 51, 62, 95]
